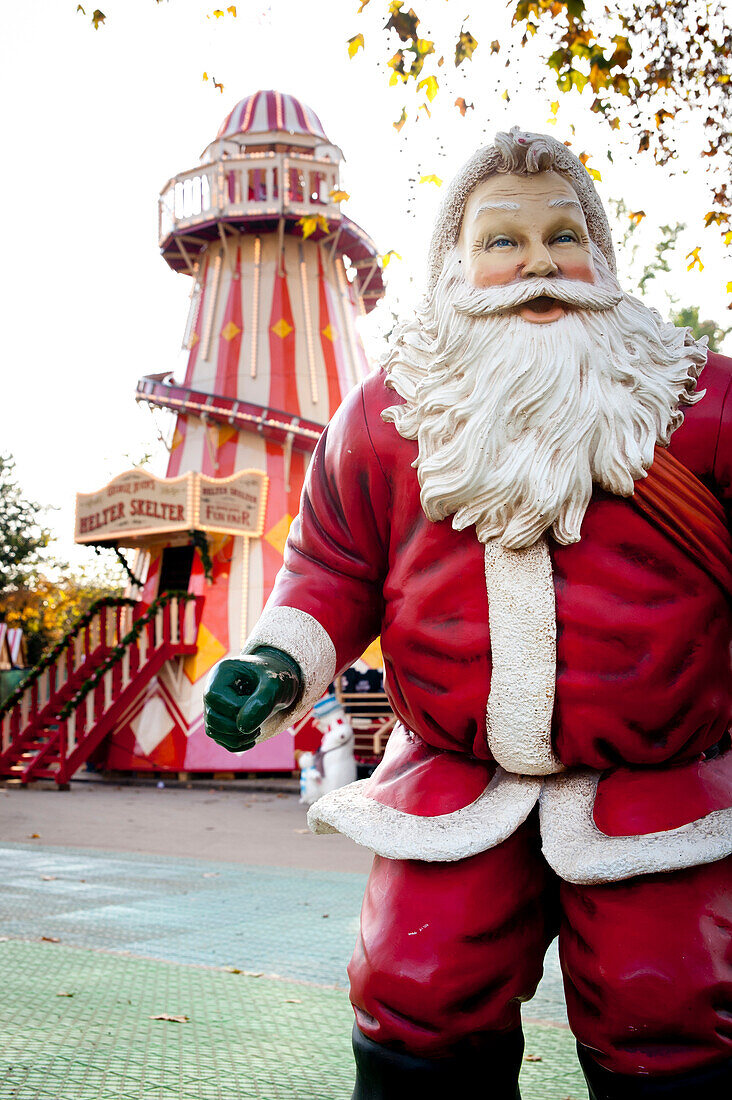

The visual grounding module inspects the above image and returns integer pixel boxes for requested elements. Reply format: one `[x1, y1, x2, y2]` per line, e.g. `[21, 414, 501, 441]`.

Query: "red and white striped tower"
[104, 90, 384, 773]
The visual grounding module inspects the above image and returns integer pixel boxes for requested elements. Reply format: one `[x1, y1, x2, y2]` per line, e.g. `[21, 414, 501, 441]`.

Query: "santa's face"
[459, 172, 595, 325]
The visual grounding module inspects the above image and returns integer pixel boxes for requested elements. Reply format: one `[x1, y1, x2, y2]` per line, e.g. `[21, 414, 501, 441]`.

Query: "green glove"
[203, 646, 303, 753]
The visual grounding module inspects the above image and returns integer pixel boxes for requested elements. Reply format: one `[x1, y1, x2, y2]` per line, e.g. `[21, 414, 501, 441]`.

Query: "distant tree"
[0, 563, 125, 667]
[668, 306, 731, 354]
[348, 1, 731, 301]
[0, 455, 51, 594]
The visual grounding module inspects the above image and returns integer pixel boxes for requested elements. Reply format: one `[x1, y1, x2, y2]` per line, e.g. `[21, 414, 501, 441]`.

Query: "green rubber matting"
[0, 941, 585, 1100]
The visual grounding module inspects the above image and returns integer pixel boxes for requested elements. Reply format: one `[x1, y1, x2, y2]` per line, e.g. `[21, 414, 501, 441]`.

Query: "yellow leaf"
[381, 250, 402, 269]
[587, 167, 602, 181]
[726, 281, 732, 293]
[227, 4, 237, 13]
[717, 74, 730, 84]
[357, 0, 371, 10]
[417, 75, 439, 102]
[328, 189, 350, 203]
[419, 174, 443, 187]
[91, 8, 105, 28]
[76, 4, 86, 12]
[213, 8, 224, 17]
[393, 107, 407, 132]
[348, 33, 365, 59]
[686, 247, 704, 272]
[203, 72, 209, 81]
[724, 231, 732, 246]
[502, 89, 510, 102]
[298, 215, 329, 240]
[628, 210, 646, 225]
[550, 101, 559, 116]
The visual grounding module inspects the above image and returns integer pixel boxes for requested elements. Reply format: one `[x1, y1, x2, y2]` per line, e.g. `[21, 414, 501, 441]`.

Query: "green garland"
[0, 597, 138, 721]
[55, 590, 197, 721]
[190, 529, 214, 583]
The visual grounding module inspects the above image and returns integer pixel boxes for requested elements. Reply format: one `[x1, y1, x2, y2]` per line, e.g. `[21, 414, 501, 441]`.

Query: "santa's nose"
[521, 244, 558, 279]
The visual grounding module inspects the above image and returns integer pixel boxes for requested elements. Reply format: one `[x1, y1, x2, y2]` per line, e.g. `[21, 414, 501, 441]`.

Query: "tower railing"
[158, 151, 342, 243]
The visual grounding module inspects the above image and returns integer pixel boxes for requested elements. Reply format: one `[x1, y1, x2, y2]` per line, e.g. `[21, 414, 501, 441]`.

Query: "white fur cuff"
[307, 768, 542, 861]
[243, 606, 337, 743]
[540, 770, 732, 885]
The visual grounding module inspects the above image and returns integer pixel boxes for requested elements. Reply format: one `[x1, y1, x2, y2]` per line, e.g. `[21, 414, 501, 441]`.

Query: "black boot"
[578, 1042, 732, 1099]
[351, 1022, 524, 1100]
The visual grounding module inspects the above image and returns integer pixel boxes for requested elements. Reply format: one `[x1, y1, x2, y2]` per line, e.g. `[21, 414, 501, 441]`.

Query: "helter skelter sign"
[74, 469, 268, 546]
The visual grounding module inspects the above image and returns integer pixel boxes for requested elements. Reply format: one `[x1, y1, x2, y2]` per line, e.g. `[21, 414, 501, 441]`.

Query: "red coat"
[268, 352, 732, 838]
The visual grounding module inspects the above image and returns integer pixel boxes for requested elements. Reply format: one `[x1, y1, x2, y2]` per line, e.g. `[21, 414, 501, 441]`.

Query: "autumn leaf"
[298, 215, 329, 239]
[420, 174, 443, 186]
[726, 281, 732, 293]
[41, 936, 60, 943]
[502, 89, 510, 102]
[393, 107, 407, 132]
[203, 72, 209, 81]
[213, 9, 224, 17]
[704, 211, 729, 228]
[357, 0, 371, 10]
[550, 101, 559, 115]
[724, 232, 732, 246]
[149, 1014, 189, 1023]
[381, 250, 402, 269]
[328, 189, 350, 203]
[76, 4, 86, 12]
[386, 5, 420, 44]
[213, 79, 224, 94]
[227, 5, 237, 14]
[686, 247, 704, 272]
[628, 210, 646, 225]
[417, 75, 439, 101]
[348, 33, 365, 58]
[524, 1054, 543, 1062]
[455, 97, 474, 116]
[56, 991, 75, 997]
[91, 8, 105, 29]
[490, 40, 500, 53]
[455, 29, 478, 66]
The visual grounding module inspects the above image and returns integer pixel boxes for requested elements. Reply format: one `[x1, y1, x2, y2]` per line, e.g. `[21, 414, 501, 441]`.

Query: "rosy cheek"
[559, 256, 595, 283]
[469, 256, 519, 288]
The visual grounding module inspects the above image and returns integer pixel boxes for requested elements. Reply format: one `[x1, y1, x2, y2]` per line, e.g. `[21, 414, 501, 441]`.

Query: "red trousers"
[347, 816, 732, 1076]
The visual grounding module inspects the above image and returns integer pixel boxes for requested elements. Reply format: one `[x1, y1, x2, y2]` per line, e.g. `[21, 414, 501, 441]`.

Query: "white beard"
[383, 248, 707, 549]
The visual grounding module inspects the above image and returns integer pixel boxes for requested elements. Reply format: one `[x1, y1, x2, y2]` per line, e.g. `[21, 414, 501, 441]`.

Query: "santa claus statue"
[204, 128, 732, 1099]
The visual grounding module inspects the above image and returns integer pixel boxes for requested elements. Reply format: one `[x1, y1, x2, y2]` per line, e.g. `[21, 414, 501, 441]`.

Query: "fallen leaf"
[628, 210, 646, 225]
[417, 75, 439, 102]
[56, 992, 75, 998]
[726, 280, 732, 293]
[91, 9, 105, 29]
[294, 828, 309, 834]
[328, 189, 350, 203]
[149, 1014, 189, 1023]
[224, 967, 242, 973]
[29, 833, 41, 839]
[227, 4, 237, 14]
[284, 998, 302, 1003]
[41, 936, 60, 943]
[202, 872, 219, 878]
[41, 875, 56, 881]
[524, 1054, 542, 1062]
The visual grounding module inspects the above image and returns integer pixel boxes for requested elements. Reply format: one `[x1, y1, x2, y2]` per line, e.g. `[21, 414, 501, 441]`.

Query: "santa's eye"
[552, 232, 577, 244]
[488, 236, 515, 249]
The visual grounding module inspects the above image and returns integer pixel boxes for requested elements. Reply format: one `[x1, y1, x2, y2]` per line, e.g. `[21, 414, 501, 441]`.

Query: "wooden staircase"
[0, 592, 202, 788]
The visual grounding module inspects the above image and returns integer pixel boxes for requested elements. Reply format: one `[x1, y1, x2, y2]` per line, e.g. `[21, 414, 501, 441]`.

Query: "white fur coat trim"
[484, 538, 564, 776]
[307, 768, 542, 861]
[243, 606, 336, 743]
[540, 769, 732, 884]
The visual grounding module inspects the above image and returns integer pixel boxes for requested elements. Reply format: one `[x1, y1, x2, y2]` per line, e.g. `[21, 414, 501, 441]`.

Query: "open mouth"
[524, 295, 560, 314]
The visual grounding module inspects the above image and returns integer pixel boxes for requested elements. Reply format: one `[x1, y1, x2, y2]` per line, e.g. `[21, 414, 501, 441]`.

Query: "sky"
[3, 0, 730, 569]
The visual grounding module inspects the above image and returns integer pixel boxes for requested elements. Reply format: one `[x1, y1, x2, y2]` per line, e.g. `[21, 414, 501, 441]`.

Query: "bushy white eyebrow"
[474, 200, 521, 215]
[548, 197, 582, 210]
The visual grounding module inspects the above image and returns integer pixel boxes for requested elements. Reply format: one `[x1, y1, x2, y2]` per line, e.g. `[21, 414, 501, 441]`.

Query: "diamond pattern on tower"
[183, 623, 227, 685]
[271, 318, 294, 339]
[321, 324, 334, 342]
[221, 320, 242, 342]
[264, 514, 293, 556]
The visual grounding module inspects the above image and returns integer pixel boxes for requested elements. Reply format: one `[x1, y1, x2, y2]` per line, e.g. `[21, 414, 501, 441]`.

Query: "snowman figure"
[298, 695, 356, 806]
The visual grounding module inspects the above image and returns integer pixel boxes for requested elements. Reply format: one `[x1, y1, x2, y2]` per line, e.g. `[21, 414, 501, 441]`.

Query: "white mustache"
[451, 276, 623, 316]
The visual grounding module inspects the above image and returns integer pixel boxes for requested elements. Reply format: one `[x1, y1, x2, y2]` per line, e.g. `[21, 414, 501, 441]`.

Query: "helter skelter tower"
[80, 90, 384, 774]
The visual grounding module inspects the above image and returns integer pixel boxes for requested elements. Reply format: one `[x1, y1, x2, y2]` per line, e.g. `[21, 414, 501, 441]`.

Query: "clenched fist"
[203, 646, 303, 753]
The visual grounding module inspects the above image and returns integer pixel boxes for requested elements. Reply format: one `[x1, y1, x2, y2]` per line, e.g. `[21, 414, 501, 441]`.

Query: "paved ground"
[0, 780, 585, 1099]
